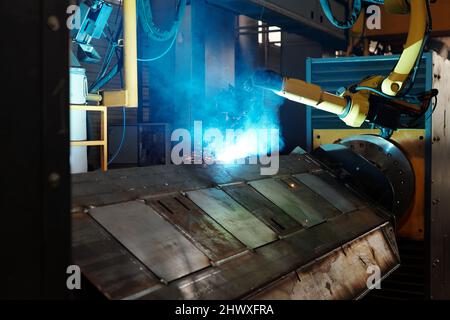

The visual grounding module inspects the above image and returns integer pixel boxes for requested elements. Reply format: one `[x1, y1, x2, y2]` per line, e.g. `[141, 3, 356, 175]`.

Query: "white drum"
[70, 67, 88, 174]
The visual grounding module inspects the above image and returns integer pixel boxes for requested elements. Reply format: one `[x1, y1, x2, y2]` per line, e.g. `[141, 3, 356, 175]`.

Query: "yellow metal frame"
[75, 0, 138, 171]
[70, 105, 108, 171]
[101, 0, 138, 108]
[68, 1, 139, 172]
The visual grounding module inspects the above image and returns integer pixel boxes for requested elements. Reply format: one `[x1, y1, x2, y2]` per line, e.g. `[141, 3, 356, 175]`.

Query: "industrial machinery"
[71, 0, 113, 63]
[69, 0, 447, 300]
[252, 0, 437, 138]
[72, 152, 402, 299]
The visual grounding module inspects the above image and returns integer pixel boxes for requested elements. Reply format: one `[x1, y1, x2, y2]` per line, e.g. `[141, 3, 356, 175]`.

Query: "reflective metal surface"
[248, 178, 339, 227]
[71, 154, 400, 300]
[72, 212, 162, 299]
[341, 134, 415, 218]
[146, 193, 246, 262]
[138, 208, 393, 300]
[293, 172, 361, 213]
[221, 183, 302, 236]
[89, 201, 211, 282]
[72, 154, 321, 209]
[186, 188, 278, 248]
[429, 52, 450, 299]
[249, 225, 399, 300]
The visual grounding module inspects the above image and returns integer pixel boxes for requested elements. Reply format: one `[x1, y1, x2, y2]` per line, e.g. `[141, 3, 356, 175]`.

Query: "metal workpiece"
[249, 224, 400, 300]
[145, 193, 247, 262]
[186, 188, 278, 249]
[340, 135, 415, 219]
[248, 177, 340, 228]
[72, 212, 162, 300]
[71, 154, 319, 209]
[139, 209, 392, 300]
[71, 155, 400, 299]
[89, 201, 211, 282]
[293, 172, 365, 213]
[221, 183, 302, 236]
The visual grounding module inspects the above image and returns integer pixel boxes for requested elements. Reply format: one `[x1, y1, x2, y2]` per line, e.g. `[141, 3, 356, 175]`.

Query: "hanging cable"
[320, 0, 362, 29]
[138, 0, 187, 42]
[108, 59, 126, 166]
[137, 0, 186, 62]
[137, 34, 177, 62]
[90, 15, 123, 92]
[108, 107, 126, 165]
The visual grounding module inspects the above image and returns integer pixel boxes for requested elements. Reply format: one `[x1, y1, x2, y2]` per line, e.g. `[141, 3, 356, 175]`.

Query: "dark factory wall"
[78, 0, 328, 168]
[2, 0, 70, 299]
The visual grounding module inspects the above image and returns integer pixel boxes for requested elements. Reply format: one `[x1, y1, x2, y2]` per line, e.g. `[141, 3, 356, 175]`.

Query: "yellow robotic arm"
[381, 0, 429, 96]
[275, 76, 369, 127]
[253, 0, 435, 135]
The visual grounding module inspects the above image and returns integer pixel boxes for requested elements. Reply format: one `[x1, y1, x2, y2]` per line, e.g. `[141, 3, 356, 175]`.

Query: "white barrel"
[70, 109, 87, 141]
[70, 67, 88, 174]
[70, 146, 88, 174]
[70, 67, 88, 104]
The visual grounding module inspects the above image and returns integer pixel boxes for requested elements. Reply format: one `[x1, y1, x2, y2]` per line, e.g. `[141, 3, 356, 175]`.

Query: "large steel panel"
[221, 183, 302, 236]
[72, 212, 162, 299]
[293, 172, 361, 213]
[249, 226, 400, 300]
[186, 188, 278, 248]
[89, 201, 211, 282]
[71, 154, 321, 209]
[249, 178, 339, 227]
[145, 193, 247, 262]
[70, 155, 401, 300]
[139, 208, 392, 300]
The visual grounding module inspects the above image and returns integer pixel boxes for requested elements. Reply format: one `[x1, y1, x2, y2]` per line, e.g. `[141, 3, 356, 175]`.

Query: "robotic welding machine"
[69, 0, 448, 300]
[253, 0, 438, 138]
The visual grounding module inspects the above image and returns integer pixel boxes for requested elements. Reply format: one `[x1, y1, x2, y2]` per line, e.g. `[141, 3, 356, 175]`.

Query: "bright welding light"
[215, 130, 259, 163]
[217, 137, 258, 163]
[203, 128, 280, 164]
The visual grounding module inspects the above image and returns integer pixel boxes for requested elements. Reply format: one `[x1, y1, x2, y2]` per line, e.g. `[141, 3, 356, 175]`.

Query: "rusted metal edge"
[243, 221, 398, 300]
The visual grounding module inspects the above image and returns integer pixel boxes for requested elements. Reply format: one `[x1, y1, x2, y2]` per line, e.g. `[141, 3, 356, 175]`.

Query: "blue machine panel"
[306, 53, 433, 130]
